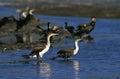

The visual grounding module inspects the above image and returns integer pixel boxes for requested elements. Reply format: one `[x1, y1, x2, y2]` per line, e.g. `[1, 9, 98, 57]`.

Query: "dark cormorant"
[64, 22, 75, 36]
[75, 17, 96, 38]
[22, 33, 58, 62]
[51, 38, 82, 60]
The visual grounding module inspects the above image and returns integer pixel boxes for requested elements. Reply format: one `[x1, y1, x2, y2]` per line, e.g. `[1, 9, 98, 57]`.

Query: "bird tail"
[50, 56, 59, 60]
[22, 55, 30, 59]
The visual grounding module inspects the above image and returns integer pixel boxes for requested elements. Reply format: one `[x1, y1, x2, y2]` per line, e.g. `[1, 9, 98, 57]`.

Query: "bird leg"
[38, 56, 42, 63]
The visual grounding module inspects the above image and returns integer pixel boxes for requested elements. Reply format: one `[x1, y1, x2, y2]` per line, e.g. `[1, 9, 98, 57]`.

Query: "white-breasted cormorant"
[51, 38, 82, 60]
[22, 33, 58, 62]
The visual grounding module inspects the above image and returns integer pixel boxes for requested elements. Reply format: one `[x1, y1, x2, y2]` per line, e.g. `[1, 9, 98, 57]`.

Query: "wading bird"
[22, 33, 58, 62]
[51, 38, 82, 60]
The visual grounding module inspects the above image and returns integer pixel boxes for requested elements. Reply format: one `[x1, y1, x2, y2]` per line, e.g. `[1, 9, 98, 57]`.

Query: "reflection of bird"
[38, 63, 51, 77]
[75, 17, 96, 37]
[22, 33, 58, 62]
[51, 38, 82, 60]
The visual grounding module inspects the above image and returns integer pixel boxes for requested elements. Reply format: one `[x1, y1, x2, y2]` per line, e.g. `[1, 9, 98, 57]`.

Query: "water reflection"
[36, 62, 52, 78]
[35, 60, 80, 79]
[20, 60, 52, 78]
[56, 59, 80, 79]
[72, 60, 80, 79]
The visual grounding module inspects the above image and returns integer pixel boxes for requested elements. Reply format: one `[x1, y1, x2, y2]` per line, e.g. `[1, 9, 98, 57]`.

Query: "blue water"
[0, 7, 120, 79]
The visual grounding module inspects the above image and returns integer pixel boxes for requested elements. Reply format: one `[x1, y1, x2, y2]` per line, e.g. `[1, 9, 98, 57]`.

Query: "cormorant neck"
[65, 22, 67, 28]
[46, 35, 52, 47]
[47, 22, 51, 31]
[73, 41, 79, 55]
[90, 21, 96, 26]
[75, 41, 79, 49]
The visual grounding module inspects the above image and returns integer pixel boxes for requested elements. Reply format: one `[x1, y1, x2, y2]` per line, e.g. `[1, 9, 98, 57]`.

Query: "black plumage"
[22, 46, 44, 59]
[75, 17, 96, 37]
[51, 38, 82, 60]
[22, 33, 58, 62]
[64, 22, 75, 36]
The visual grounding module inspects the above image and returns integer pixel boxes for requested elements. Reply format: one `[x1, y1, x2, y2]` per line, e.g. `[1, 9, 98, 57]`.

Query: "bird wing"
[57, 48, 73, 56]
[58, 28, 72, 38]
[29, 47, 44, 56]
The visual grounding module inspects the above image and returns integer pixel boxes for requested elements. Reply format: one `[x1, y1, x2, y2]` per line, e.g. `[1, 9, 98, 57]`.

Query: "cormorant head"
[28, 9, 35, 15]
[65, 22, 67, 25]
[65, 22, 68, 27]
[91, 16, 96, 22]
[83, 24, 87, 28]
[21, 12, 27, 18]
[52, 26, 59, 31]
[48, 22, 50, 25]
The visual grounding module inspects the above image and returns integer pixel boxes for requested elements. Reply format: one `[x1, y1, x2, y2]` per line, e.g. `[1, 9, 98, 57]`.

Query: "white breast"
[39, 45, 50, 58]
[73, 48, 79, 55]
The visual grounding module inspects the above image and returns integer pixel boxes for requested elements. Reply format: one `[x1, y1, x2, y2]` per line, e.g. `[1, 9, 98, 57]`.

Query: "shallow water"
[0, 7, 120, 79]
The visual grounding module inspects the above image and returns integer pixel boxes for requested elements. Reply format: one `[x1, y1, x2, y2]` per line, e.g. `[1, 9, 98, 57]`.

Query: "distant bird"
[22, 33, 58, 62]
[57, 26, 72, 40]
[51, 38, 82, 60]
[75, 17, 96, 37]
[64, 22, 75, 36]
[41, 22, 54, 42]
[40, 22, 72, 42]
[25, 8, 39, 22]
[0, 16, 17, 32]
[15, 8, 43, 43]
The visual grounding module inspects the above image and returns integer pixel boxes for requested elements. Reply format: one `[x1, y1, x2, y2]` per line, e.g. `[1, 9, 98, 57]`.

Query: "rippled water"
[0, 7, 120, 79]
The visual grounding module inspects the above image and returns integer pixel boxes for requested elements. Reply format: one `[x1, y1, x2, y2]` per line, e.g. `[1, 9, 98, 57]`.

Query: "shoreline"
[35, 5, 120, 19]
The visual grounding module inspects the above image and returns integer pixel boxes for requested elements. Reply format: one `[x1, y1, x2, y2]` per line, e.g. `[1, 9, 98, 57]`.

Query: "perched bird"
[15, 8, 43, 43]
[51, 38, 82, 60]
[22, 33, 58, 62]
[64, 22, 75, 36]
[75, 17, 96, 37]
[57, 26, 72, 40]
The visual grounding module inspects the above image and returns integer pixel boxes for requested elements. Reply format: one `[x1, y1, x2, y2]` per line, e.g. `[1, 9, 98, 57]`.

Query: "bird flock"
[0, 7, 96, 62]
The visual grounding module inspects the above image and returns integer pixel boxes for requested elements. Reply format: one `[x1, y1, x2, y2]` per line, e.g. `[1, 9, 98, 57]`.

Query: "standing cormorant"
[51, 38, 82, 60]
[22, 33, 58, 62]
[75, 17, 96, 37]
